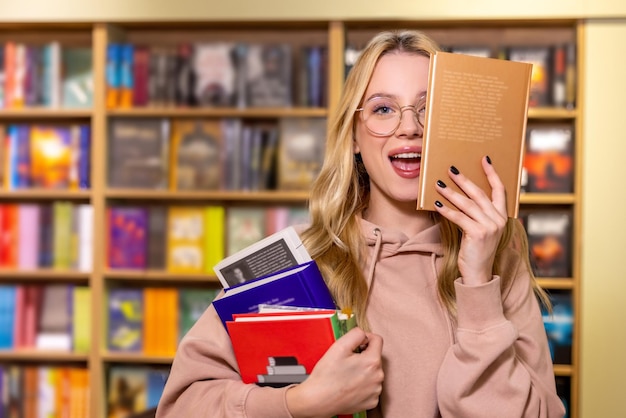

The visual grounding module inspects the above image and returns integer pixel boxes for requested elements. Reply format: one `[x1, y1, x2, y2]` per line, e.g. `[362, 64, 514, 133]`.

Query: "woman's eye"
[371, 103, 396, 115]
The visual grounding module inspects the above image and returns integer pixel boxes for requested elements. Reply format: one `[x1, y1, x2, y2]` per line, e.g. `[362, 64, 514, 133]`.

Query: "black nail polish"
[486, 155, 492, 164]
[434, 200, 443, 208]
[437, 180, 446, 188]
[450, 166, 459, 175]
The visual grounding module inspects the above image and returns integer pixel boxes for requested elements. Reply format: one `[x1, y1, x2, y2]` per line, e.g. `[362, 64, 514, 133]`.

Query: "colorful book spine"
[0, 285, 17, 349]
[78, 124, 91, 189]
[17, 203, 41, 269]
[106, 43, 121, 109]
[119, 43, 134, 108]
[52, 201, 73, 269]
[72, 286, 91, 353]
[204, 206, 225, 274]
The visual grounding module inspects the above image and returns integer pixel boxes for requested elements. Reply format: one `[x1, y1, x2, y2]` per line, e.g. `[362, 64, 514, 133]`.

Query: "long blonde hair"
[300, 30, 548, 330]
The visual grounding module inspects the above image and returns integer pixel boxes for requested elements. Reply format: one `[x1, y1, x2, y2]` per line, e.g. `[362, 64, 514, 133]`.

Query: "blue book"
[7, 125, 31, 189]
[0, 285, 16, 349]
[213, 260, 336, 329]
[78, 124, 91, 189]
[146, 368, 170, 408]
[107, 288, 143, 352]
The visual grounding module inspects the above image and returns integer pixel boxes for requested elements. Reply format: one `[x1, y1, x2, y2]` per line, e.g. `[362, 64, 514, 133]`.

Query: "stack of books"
[211, 226, 365, 418]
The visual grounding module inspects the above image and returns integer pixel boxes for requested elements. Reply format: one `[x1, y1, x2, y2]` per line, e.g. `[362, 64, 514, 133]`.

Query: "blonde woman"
[157, 30, 565, 418]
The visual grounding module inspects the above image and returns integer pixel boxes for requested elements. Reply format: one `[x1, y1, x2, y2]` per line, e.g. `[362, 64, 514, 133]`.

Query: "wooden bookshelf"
[0, 19, 584, 418]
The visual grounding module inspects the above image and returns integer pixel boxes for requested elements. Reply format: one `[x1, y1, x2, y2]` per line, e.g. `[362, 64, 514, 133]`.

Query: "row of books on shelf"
[0, 365, 89, 418]
[0, 118, 572, 194]
[345, 41, 577, 109]
[0, 42, 93, 109]
[107, 287, 219, 356]
[0, 200, 569, 279]
[109, 117, 571, 194]
[0, 284, 90, 352]
[107, 204, 309, 273]
[0, 202, 92, 271]
[106, 41, 327, 109]
[449, 43, 576, 109]
[108, 116, 326, 192]
[0, 123, 91, 191]
[106, 365, 169, 418]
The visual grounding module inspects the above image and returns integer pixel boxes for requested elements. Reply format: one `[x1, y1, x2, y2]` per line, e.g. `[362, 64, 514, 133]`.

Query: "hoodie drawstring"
[364, 227, 383, 311]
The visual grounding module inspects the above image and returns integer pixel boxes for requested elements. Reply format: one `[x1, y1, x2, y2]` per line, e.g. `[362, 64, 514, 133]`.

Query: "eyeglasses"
[355, 96, 426, 136]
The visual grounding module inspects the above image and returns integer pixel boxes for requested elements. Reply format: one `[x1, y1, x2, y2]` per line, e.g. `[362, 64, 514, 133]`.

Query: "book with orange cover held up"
[417, 51, 533, 218]
[226, 308, 366, 418]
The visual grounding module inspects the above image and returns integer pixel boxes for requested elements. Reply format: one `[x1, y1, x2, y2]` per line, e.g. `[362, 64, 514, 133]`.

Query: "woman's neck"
[362, 194, 435, 237]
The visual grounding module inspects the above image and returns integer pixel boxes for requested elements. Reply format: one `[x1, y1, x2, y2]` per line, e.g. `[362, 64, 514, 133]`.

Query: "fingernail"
[435, 200, 443, 208]
[486, 155, 492, 164]
[450, 166, 459, 175]
[437, 180, 446, 188]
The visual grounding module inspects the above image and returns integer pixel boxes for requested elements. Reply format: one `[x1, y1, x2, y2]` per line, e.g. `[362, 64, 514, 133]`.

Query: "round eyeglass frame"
[355, 96, 427, 136]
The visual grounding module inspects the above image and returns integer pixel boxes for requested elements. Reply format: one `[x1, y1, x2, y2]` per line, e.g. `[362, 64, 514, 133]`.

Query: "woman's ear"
[353, 138, 361, 155]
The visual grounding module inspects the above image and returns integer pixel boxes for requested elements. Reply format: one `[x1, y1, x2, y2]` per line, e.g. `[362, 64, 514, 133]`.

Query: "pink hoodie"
[156, 218, 565, 417]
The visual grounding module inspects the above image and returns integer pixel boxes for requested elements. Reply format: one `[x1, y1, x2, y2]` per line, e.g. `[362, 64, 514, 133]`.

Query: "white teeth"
[391, 152, 421, 159]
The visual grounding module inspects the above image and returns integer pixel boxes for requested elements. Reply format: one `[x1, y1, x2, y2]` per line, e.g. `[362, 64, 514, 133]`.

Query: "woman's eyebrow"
[362, 92, 396, 102]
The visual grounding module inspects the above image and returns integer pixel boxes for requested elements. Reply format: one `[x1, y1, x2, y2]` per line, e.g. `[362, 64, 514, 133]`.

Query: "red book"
[0, 204, 18, 267]
[227, 309, 364, 418]
[132, 46, 150, 107]
[227, 310, 347, 385]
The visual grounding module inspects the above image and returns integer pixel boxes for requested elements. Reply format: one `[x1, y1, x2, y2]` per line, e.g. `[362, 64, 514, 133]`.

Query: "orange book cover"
[69, 368, 90, 418]
[143, 287, 159, 355]
[417, 51, 532, 218]
[30, 125, 73, 189]
[150, 288, 178, 356]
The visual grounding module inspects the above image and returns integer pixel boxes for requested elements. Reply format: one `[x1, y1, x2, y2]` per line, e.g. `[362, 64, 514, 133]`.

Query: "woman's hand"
[434, 156, 508, 286]
[286, 327, 384, 418]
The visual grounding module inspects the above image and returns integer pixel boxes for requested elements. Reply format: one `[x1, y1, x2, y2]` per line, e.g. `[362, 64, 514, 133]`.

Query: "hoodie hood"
[359, 216, 444, 259]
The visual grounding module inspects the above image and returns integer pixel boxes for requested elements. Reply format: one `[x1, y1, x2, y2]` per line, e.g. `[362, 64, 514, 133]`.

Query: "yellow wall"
[1, 0, 622, 22]
[580, 18, 626, 418]
[2, 2, 626, 417]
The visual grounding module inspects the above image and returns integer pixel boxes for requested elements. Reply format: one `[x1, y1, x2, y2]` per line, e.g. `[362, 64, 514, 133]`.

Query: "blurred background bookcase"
[0, 19, 582, 418]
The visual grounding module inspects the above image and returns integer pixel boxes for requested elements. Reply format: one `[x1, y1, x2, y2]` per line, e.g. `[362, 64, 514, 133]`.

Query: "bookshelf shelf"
[527, 107, 577, 120]
[520, 193, 576, 204]
[0, 269, 91, 282]
[0, 108, 93, 119]
[101, 352, 173, 365]
[554, 364, 574, 376]
[0, 190, 92, 200]
[104, 269, 220, 283]
[106, 107, 328, 118]
[537, 278, 574, 289]
[105, 189, 310, 202]
[0, 350, 89, 362]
